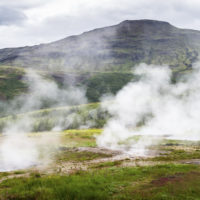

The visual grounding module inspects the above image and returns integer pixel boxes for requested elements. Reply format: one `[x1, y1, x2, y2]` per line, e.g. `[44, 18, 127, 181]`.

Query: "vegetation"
[0, 164, 199, 200]
[56, 149, 111, 162]
[0, 65, 135, 106]
[84, 72, 134, 102]
[0, 66, 27, 100]
[0, 129, 200, 199]
[152, 148, 200, 161]
[0, 103, 108, 133]
[60, 129, 102, 147]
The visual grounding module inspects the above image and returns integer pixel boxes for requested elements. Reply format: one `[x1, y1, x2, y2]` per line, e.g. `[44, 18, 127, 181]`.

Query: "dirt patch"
[53, 147, 165, 173]
[151, 171, 200, 187]
[77, 147, 121, 156]
[151, 173, 184, 186]
[1, 146, 199, 177]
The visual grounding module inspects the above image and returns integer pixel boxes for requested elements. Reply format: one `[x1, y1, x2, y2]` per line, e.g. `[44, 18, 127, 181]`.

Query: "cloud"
[1, 0, 200, 48]
[0, 6, 27, 26]
[0, 0, 52, 9]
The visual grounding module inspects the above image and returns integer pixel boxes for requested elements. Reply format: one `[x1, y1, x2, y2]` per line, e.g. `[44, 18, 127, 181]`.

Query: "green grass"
[60, 129, 102, 147]
[63, 129, 102, 135]
[148, 139, 200, 161]
[90, 160, 123, 169]
[56, 148, 111, 162]
[152, 149, 200, 161]
[130, 170, 200, 200]
[0, 164, 199, 200]
[13, 170, 26, 175]
[0, 132, 200, 200]
[0, 172, 9, 179]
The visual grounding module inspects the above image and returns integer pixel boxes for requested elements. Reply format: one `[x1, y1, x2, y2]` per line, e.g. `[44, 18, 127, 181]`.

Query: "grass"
[130, 170, 200, 200]
[90, 160, 123, 169]
[0, 130, 200, 199]
[0, 170, 26, 179]
[13, 170, 26, 175]
[56, 148, 111, 162]
[60, 129, 102, 147]
[63, 129, 102, 135]
[150, 139, 200, 161]
[0, 164, 199, 200]
[0, 172, 9, 179]
[152, 149, 200, 161]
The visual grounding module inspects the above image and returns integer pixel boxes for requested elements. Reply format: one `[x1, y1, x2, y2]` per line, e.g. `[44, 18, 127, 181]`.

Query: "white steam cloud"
[0, 70, 87, 171]
[97, 63, 200, 156]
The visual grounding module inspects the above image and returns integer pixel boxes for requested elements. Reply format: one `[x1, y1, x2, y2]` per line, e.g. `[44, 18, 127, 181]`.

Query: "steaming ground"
[0, 70, 87, 171]
[0, 133, 60, 172]
[1, 63, 200, 172]
[97, 63, 200, 155]
[0, 66, 200, 199]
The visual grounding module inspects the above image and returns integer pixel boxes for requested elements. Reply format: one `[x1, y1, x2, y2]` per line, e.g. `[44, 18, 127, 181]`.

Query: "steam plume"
[97, 63, 200, 155]
[0, 70, 87, 171]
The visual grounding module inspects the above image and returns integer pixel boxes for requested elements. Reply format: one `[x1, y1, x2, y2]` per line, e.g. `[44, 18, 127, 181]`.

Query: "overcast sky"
[1, 0, 200, 48]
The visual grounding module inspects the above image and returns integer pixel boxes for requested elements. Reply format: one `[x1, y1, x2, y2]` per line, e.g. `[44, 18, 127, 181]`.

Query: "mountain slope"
[0, 19, 200, 72]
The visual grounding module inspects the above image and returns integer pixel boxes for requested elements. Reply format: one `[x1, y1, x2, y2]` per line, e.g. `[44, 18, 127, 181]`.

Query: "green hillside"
[0, 65, 135, 103]
[0, 102, 108, 132]
[0, 66, 27, 100]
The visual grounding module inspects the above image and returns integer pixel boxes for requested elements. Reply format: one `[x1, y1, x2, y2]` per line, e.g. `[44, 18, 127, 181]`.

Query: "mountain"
[1, 19, 200, 72]
[1, 19, 200, 102]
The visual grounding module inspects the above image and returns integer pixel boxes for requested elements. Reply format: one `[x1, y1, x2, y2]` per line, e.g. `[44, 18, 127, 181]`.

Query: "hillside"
[0, 19, 200, 72]
[0, 65, 134, 102]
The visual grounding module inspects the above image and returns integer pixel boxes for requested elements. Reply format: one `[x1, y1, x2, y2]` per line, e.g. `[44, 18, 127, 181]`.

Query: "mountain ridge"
[0, 19, 200, 72]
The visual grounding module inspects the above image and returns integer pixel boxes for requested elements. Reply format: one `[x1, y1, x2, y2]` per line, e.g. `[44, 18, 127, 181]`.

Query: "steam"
[0, 70, 87, 171]
[97, 63, 200, 155]
[2, 60, 200, 170]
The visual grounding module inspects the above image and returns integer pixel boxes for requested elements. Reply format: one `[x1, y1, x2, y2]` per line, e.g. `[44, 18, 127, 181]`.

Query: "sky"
[1, 0, 200, 48]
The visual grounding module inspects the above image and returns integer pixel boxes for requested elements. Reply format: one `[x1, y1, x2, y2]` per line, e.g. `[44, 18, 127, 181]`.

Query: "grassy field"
[0, 163, 199, 200]
[60, 129, 102, 147]
[0, 129, 200, 200]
